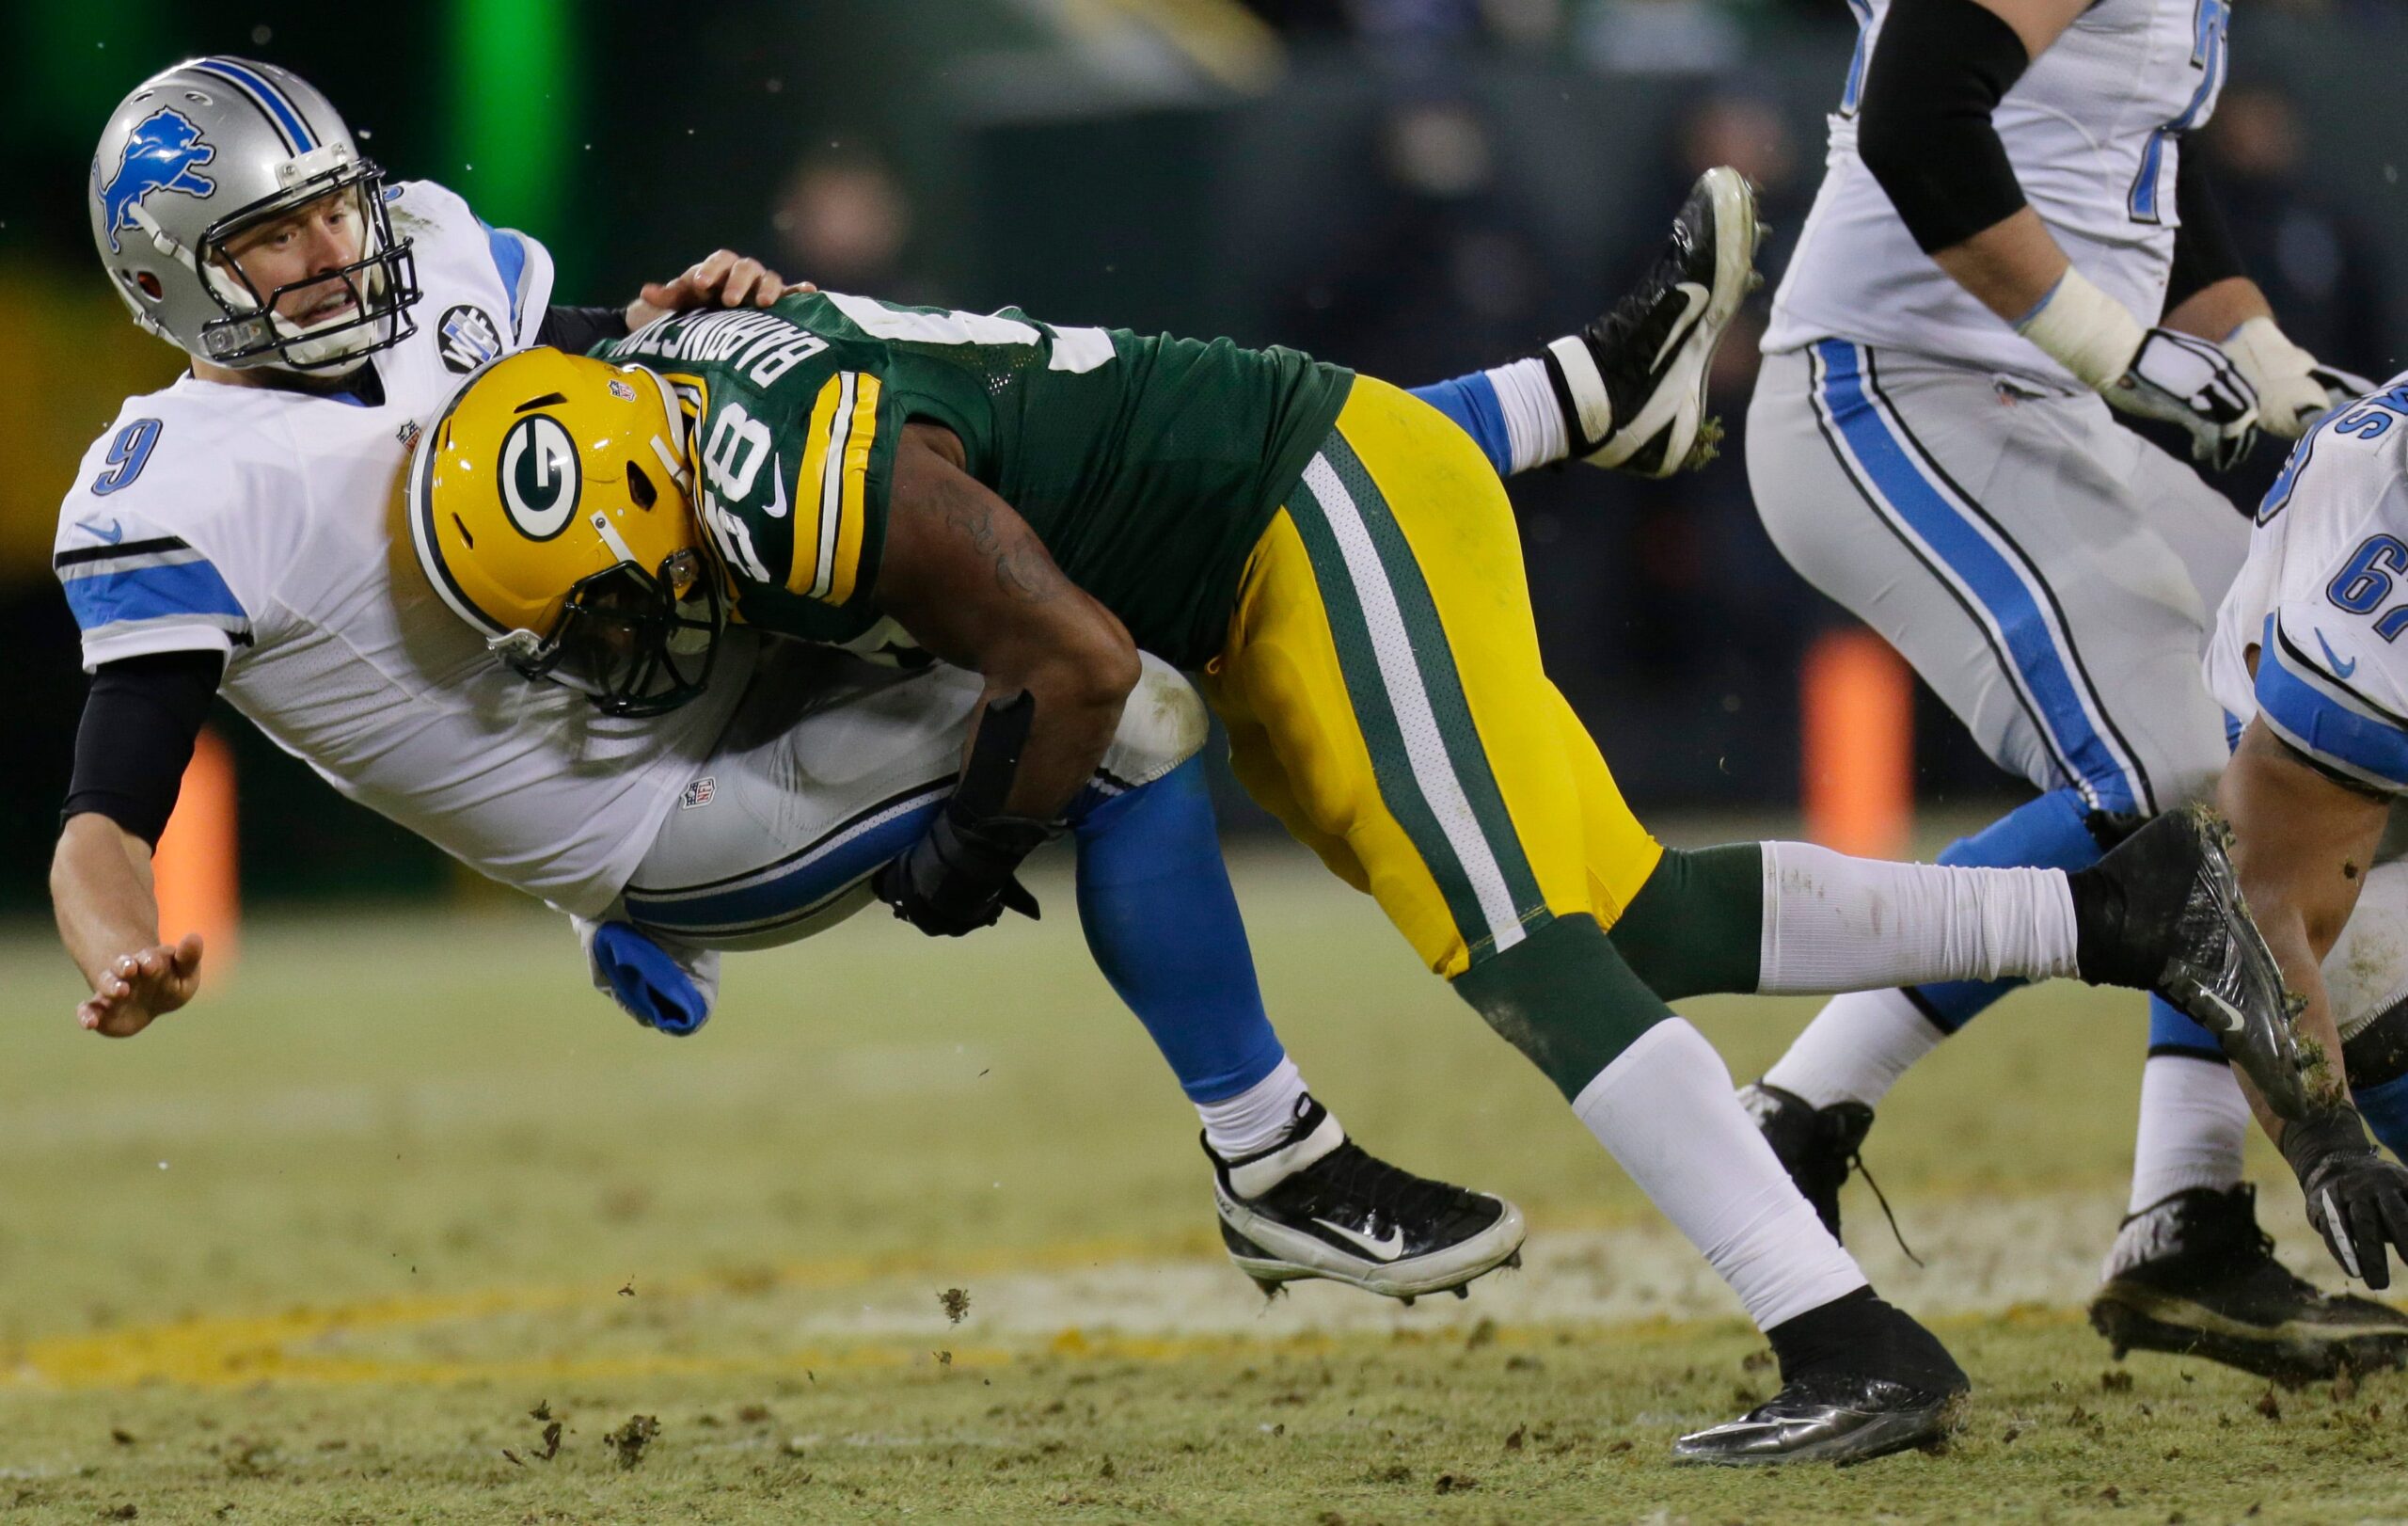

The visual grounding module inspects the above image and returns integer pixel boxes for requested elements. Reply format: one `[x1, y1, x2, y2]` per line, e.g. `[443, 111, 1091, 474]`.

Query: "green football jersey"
[592, 291, 1354, 667]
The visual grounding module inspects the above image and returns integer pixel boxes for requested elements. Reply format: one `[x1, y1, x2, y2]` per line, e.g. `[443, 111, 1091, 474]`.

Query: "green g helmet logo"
[498, 413, 581, 541]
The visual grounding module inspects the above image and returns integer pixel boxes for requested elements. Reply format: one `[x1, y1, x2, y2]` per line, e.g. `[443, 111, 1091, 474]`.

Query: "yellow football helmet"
[408, 347, 725, 715]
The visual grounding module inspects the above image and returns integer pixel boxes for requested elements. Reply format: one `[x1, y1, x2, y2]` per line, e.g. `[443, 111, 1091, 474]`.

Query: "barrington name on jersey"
[611, 307, 830, 389]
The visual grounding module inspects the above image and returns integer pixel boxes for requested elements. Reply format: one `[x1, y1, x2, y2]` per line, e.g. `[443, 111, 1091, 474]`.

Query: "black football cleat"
[1210, 1097, 1526, 1302]
[2091, 1184, 2408, 1382]
[1545, 165, 1763, 478]
[1738, 1082, 1873, 1240]
[2072, 803, 2314, 1119]
[1673, 1290, 1969, 1466]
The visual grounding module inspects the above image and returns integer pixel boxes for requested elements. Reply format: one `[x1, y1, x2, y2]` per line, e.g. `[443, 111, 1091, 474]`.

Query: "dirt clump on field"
[604, 1414, 660, 1469]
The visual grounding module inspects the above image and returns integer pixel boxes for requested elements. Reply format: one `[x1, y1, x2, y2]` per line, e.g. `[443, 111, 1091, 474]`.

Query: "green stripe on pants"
[1286, 436, 1551, 962]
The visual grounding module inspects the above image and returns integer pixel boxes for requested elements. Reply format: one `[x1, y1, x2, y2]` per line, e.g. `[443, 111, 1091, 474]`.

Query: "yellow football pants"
[1200, 376, 1665, 979]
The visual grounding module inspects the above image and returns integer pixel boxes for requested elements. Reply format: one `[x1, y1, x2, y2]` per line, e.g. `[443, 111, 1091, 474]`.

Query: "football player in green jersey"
[413, 172, 2311, 1463]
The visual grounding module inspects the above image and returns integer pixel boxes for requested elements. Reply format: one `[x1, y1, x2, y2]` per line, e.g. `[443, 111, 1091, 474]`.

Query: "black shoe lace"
[1849, 1148, 1923, 1270]
[1308, 1142, 1468, 1229]
[1589, 236, 1689, 357]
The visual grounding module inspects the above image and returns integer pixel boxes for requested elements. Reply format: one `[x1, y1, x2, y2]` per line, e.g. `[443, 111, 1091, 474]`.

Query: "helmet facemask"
[193, 156, 419, 373]
[495, 548, 725, 718]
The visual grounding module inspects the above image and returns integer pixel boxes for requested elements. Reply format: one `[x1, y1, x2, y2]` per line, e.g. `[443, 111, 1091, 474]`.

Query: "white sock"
[1485, 357, 1570, 473]
[1197, 1056, 1310, 1160]
[1756, 840, 2080, 993]
[2127, 1054, 2249, 1213]
[1574, 1019, 1869, 1330]
[1761, 989, 1950, 1110]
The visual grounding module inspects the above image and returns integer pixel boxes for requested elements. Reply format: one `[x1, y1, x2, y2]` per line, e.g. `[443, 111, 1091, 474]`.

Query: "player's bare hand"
[626, 251, 816, 328]
[76, 932, 203, 1038]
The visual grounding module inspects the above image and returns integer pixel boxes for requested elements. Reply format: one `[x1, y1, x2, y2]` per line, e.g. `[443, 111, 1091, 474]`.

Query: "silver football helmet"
[87, 56, 419, 373]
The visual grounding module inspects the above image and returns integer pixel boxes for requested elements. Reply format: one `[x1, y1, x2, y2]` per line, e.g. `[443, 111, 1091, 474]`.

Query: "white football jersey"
[53, 179, 752, 916]
[2206, 375, 2408, 793]
[1766, 0, 2230, 389]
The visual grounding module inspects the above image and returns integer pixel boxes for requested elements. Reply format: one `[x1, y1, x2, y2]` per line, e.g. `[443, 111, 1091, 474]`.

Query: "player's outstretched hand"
[626, 250, 818, 329]
[2106, 326, 2259, 472]
[2301, 359, 2379, 427]
[2282, 1106, 2408, 1289]
[76, 931, 203, 1038]
[2221, 316, 2377, 441]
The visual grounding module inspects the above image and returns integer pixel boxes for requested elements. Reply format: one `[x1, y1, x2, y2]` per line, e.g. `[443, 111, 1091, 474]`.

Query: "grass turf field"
[3, 835, 2405, 1523]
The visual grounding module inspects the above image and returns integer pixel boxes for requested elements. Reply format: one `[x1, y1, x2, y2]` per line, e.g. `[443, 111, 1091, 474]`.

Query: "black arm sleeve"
[2164, 147, 2247, 314]
[1855, 0, 2035, 255]
[534, 305, 632, 353]
[61, 651, 225, 848]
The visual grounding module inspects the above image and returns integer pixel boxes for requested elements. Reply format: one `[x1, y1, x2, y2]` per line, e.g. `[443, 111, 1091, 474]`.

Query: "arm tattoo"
[937, 476, 1062, 603]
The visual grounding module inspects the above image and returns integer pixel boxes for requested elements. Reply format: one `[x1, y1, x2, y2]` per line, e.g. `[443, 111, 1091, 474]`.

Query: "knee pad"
[2328, 862, 2408, 1049]
[1099, 652, 1211, 789]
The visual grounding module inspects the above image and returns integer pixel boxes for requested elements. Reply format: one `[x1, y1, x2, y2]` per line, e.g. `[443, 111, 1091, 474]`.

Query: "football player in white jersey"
[1733, 0, 2408, 1378]
[2196, 383, 2408, 1358]
[51, 56, 1549, 1314]
[1406, 0, 2408, 1377]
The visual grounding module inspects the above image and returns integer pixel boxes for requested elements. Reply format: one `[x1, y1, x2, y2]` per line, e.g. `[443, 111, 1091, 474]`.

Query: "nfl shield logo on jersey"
[680, 776, 716, 810]
[437, 303, 502, 373]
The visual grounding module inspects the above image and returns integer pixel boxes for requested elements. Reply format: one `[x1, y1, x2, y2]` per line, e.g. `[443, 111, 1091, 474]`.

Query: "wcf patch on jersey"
[679, 776, 717, 810]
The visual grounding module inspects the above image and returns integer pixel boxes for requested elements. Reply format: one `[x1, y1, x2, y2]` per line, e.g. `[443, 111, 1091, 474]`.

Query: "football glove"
[573, 915, 721, 1035]
[2106, 326, 2260, 472]
[873, 803, 1052, 936]
[2282, 1106, 2408, 1289]
[875, 687, 1057, 937]
[2222, 315, 2376, 439]
[2015, 266, 2259, 471]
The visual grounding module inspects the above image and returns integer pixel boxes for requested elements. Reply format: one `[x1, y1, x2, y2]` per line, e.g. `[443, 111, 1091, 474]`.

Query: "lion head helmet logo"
[99, 107, 218, 255]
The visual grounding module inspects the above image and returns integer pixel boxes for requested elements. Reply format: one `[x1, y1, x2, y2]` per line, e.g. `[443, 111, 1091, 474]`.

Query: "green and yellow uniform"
[597, 292, 1664, 994]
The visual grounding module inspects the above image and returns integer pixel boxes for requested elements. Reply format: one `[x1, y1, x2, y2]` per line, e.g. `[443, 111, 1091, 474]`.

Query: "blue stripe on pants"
[1814, 340, 2144, 811]
[628, 758, 1287, 1105]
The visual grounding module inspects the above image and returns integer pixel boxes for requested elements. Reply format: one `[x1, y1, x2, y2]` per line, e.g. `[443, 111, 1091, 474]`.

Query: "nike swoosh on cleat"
[764, 455, 789, 520]
[75, 517, 124, 545]
[2194, 990, 2247, 1036]
[2316, 629, 2358, 679]
[1650, 282, 1711, 373]
[1311, 1217, 1405, 1262]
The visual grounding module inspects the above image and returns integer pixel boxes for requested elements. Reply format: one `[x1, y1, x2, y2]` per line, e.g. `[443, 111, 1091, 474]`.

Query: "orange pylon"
[152, 725, 239, 979]
[1802, 628, 1913, 859]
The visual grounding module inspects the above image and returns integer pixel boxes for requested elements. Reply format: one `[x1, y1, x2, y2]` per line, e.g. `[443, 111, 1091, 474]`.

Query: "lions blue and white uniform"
[55, 179, 1204, 946]
[2207, 383, 2408, 796]
[1751, 0, 2243, 819]
[2203, 387, 2408, 1041]
[1768, 0, 2227, 390]
[54, 179, 754, 918]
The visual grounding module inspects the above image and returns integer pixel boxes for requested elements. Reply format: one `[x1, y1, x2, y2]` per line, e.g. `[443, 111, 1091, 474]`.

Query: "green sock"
[1452, 915, 1674, 1100]
[1607, 843, 1763, 1001]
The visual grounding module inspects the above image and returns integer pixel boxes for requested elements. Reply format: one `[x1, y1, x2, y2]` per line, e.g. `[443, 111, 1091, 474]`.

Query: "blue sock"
[1069, 757, 1287, 1105]
[1410, 374, 1514, 478]
[2355, 1071, 2408, 1162]
[1910, 788, 2104, 1033]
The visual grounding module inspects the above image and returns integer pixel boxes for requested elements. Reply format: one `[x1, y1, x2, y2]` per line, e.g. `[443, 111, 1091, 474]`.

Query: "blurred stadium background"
[7, 0, 2405, 916]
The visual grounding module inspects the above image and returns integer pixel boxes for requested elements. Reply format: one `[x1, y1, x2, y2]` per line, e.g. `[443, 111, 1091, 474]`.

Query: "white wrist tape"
[2015, 267, 2146, 391]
